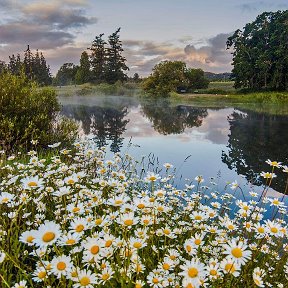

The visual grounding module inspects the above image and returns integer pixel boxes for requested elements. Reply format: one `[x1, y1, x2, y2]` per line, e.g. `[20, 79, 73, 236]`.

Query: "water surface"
[59, 95, 288, 196]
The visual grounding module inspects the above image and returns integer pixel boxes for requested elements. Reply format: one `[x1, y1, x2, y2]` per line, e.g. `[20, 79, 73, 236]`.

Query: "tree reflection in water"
[62, 105, 129, 153]
[222, 109, 288, 193]
[141, 99, 208, 135]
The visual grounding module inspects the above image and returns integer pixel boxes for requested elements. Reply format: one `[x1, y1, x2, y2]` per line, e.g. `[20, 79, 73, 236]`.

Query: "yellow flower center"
[227, 224, 234, 230]
[210, 269, 217, 276]
[42, 232, 55, 243]
[102, 273, 110, 281]
[137, 203, 145, 209]
[194, 239, 201, 245]
[188, 267, 198, 278]
[186, 284, 195, 288]
[80, 276, 90, 286]
[124, 219, 133, 226]
[133, 242, 142, 249]
[195, 215, 202, 220]
[135, 284, 142, 288]
[170, 255, 176, 260]
[152, 277, 159, 284]
[254, 278, 261, 285]
[257, 227, 265, 233]
[95, 219, 103, 225]
[72, 207, 80, 213]
[26, 235, 34, 243]
[163, 229, 170, 235]
[157, 206, 164, 212]
[225, 263, 236, 273]
[115, 200, 123, 205]
[231, 247, 243, 258]
[67, 179, 75, 185]
[28, 181, 38, 187]
[2, 197, 9, 203]
[143, 219, 150, 225]
[90, 245, 99, 254]
[273, 200, 280, 205]
[149, 176, 156, 181]
[71, 270, 78, 277]
[105, 240, 112, 247]
[136, 264, 142, 273]
[270, 227, 278, 233]
[66, 239, 76, 245]
[163, 263, 170, 270]
[75, 224, 84, 232]
[186, 245, 192, 252]
[57, 262, 66, 271]
[38, 271, 46, 279]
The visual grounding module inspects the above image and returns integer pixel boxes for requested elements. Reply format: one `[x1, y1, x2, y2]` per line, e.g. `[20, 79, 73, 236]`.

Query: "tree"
[7, 46, 52, 85]
[185, 68, 209, 90]
[54, 63, 78, 86]
[133, 73, 140, 82]
[104, 28, 129, 83]
[142, 61, 208, 97]
[227, 10, 288, 90]
[0, 60, 6, 74]
[89, 33, 106, 82]
[75, 51, 91, 84]
[8, 54, 22, 76]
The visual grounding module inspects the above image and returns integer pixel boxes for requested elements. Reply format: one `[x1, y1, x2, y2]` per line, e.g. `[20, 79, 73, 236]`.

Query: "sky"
[0, 0, 287, 76]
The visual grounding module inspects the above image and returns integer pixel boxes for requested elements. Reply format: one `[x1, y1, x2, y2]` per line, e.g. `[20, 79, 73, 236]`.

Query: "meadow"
[0, 138, 288, 287]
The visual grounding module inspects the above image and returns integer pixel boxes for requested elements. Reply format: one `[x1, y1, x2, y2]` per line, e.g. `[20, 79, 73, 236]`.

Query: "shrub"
[0, 72, 77, 153]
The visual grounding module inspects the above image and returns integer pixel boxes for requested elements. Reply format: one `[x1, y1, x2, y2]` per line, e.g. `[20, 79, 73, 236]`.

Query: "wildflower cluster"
[0, 141, 288, 287]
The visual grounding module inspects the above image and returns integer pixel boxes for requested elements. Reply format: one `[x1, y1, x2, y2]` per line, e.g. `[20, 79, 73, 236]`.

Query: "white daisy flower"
[222, 239, 252, 265]
[51, 255, 73, 278]
[33, 221, 61, 247]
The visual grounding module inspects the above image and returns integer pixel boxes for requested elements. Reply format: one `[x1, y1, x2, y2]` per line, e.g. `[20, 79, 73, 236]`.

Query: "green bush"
[0, 72, 78, 153]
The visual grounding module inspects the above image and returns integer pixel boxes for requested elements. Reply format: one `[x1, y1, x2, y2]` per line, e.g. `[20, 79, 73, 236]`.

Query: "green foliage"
[227, 10, 288, 90]
[89, 28, 129, 84]
[142, 61, 209, 97]
[5, 46, 52, 86]
[0, 72, 77, 153]
[54, 63, 79, 86]
[185, 68, 209, 90]
[104, 28, 129, 83]
[75, 51, 91, 84]
[89, 33, 106, 82]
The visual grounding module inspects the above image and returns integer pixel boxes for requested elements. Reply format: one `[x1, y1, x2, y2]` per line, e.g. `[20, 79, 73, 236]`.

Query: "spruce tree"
[105, 28, 129, 83]
[89, 33, 106, 82]
[75, 51, 91, 84]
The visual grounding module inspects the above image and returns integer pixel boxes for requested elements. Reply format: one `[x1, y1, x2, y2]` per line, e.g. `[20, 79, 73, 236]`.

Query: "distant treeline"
[204, 72, 232, 82]
[0, 45, 52, 86]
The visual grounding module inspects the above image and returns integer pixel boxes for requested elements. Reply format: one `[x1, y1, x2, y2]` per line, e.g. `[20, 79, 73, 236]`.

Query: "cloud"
[0, 0, 96, 70]
[0, 22, 74, 49]
[123, 33, 233, 76]
[238, 1, 288, 13]
[22, 2, 97, 30]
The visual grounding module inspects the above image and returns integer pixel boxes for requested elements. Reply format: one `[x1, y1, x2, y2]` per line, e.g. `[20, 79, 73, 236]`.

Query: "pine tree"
[23, 45, 34, 80]
[8, 54, 22, 75]
[105, 28, 129, 83]
[75, 51, 91, 84]
[89, 33, 106, 82]
[0, 60, 6, 74]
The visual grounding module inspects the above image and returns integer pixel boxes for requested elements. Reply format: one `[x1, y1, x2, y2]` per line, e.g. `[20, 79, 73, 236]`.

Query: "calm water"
[59, 95, 288, 197]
